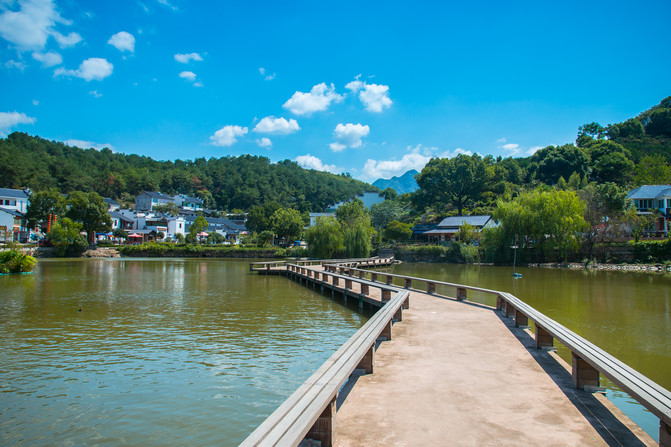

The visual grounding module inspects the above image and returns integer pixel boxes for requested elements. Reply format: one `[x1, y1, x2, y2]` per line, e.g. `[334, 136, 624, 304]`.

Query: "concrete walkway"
[333, 290, 653, 447]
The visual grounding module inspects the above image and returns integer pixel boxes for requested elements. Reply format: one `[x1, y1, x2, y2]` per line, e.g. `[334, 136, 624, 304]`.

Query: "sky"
[1, 0, 670, 183]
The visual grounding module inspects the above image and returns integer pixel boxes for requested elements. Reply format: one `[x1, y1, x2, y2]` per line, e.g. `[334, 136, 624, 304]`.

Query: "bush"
[0, 250, 37, 273]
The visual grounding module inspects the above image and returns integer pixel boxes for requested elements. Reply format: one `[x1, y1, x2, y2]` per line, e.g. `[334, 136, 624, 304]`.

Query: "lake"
[1, 258, 668, 444]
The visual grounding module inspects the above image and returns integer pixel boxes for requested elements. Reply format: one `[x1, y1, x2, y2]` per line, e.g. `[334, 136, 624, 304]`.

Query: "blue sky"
[1, 0, 670, 183]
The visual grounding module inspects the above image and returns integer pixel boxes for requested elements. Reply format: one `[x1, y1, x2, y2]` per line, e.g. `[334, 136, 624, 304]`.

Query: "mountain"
[373, 170, 420, 194]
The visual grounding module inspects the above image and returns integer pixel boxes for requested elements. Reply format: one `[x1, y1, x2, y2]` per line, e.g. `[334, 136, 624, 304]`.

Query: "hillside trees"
[66, 191, 112, 244]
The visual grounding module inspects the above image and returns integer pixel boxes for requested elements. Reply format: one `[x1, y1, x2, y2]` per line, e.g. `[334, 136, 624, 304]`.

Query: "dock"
[244, 258, 670, 447]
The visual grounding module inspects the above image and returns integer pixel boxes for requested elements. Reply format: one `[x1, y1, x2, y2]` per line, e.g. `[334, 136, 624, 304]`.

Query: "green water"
[0, 258, 369, 446]
[2, 259, 669, 444]
[389, 262, 671, 440]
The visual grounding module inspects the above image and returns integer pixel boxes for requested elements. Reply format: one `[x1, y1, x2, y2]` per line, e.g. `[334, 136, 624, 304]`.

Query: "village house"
[0, 188, 30, 214]
[134, 191, 176, 211]
[626, 185, 671, 236]
[412, 215, 495, 242]
[0, 207, 29, 242]
[173, 194, 204, 211]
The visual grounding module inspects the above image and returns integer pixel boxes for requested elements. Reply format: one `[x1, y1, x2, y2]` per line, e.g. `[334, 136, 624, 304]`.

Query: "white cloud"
[502, 143, 520, 154]
[258, 67, 275, 81]
[283, 83, 343, 116]
[0, 0, 76, 51]
[346, 76, 392, 112]
[0, 111, 36, 136]
[32, 99, 39, 106]
[157, 0, 178, 11]
[51, 30, 81, 48]
[527, 146, 543, 155]
[108, 31, 135, 52]
[496, 137, 507, 144]
[63, 139, 114, 151]
[174, 52, 202, 63]
[497, 138, 541, 156]
[253, 116, 300, 135]
[32, 50, 61, 67]
[362, 151, 431, 181]
[89, 90, 102, 98]
[256, 137, 272, 148]
[295, 154, 341, 174]
[179, 70, 196, 80]
[329, 123, 369, 151]
[439, 147, 473, 158]
[210, 125, 248, 147]
[5, 59, 26, 70]
[55, 57, 113, 81]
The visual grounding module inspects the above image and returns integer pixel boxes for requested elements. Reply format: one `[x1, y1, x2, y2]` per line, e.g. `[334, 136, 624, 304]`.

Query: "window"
[637, 199, 654, 210]
[667, 198, 671, 208]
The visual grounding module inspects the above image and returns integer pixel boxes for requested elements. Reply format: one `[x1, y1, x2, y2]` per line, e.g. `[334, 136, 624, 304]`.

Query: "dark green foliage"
[0, 133, 371, 212]
[66, 191, 112, 244]
[0, 250, 37, 273]
[25, 188, 66, 229]
[629, 239, 671, 263]
[529, 144, 590, 185]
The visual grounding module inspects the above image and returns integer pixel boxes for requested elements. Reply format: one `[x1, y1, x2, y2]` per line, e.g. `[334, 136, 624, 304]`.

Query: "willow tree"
[336, 200, 374, 258]
[305, 216, 343, 259]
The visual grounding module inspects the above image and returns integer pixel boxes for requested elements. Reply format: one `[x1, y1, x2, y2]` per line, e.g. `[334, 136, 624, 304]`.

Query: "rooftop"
[0, 188, 30, 199]
[626, 185, 671, 200]
[437, 215, 492, 228]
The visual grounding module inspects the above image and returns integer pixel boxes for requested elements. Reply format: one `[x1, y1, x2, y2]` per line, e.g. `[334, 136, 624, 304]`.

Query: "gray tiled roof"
[0, 188, 29, 199]
[626, 185, 671, 199]
[437, 215, 492, 228]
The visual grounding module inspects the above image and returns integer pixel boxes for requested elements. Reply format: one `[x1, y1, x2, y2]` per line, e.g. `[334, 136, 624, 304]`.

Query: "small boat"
[513, 273, 523, 278]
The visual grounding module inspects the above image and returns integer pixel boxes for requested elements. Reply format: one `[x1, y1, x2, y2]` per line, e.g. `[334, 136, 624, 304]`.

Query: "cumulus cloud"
[32, 51, 61, 67]
[178, 70, 196, 81]
[256, 137, 272, 148]
[283, 83, 343, 116]
[63, 139, 114, 151]
[0, 111, 36, 136]
[5, 59, 26, 70]
[108, 31, 135, 52]
[52, 30, 81, 48]
[258, 67, 275, 81]
[497, 138, 541, 156]
[89, 90, 102, 98]
[55, 57, 113, 81]
[362, 150, 431, 181]
[295, 154, 341, 174]
[253, 116, 300, 135]
[0, 0, 80, 51]
[329, 123, 369, 151]
[346, 76, 392, 112]
[210, 125, 248, 147]
[174, 52, 202, 63]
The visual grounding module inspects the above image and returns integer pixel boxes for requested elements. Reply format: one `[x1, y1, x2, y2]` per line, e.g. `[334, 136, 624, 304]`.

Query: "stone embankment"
[527, 262, 671, 273]
[83, 247, 120, 258]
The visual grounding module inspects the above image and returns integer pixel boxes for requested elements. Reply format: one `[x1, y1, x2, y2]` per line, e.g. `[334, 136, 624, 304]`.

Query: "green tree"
[578, 183, 630, 259]
[25, 188, 66, 230]
[66, 191, 112, 244]
[415, 154, 489, 214]
[530, 144, 590, 185]
[634, 154, 671, 185]
[592, 152, 634, 185]
[246, 201, 281, 233]
[383, 220, 412, 242]
[454, 223, 477, 244]
[256, 230, 275, 247]
[645, 108, 671, 137]
[491, 189, 587, 261]
[335, 200, 374, 257]
[153, 203, 180, 216]
[370, 200, 405, 230]
[305, 216, 344, 258]
[189, 216, 209, 241]
[270, 208, 303, 246]
[49, 217, 88, 256]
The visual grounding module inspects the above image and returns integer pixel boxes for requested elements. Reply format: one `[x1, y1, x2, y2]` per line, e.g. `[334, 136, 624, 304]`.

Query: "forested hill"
[0, 132, 374, 212]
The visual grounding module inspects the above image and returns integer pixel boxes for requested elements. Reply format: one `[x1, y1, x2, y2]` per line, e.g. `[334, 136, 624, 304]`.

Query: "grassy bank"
[118, 242, 306, 258]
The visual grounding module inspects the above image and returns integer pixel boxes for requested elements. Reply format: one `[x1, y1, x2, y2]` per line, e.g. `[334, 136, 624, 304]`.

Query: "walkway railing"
[327, 263, 671, 446]
[246, 258, 671, 446]
[239, 288, 409, 447]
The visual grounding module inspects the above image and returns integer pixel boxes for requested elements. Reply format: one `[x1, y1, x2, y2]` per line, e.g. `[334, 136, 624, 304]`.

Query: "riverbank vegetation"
[3, 96, 671, 263]
[0, 249, 37, 274]
[118, 242, 305, 258]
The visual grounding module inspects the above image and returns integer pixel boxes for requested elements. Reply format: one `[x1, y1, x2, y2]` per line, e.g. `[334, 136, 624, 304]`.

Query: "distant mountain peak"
[372, 169, 419, 195]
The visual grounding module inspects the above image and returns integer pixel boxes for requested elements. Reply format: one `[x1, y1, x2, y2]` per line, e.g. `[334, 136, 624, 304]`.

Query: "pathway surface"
[332, 289, 653, 447]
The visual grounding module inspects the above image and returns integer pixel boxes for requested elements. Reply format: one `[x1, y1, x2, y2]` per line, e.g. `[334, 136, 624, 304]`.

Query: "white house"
[412, 215, 496, 242]
[135, 191, 175, 211]
[626, 185, 671, 235]
[0, 207, 29, 242]
[173, 194, 204, 211]
[0, 188, 30, 214]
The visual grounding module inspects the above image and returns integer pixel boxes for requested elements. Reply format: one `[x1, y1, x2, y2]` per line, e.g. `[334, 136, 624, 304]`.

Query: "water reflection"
[0, 258, 368, 446]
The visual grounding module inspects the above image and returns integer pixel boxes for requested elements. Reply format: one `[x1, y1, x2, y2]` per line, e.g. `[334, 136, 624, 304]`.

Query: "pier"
[245, 258, 671, 446]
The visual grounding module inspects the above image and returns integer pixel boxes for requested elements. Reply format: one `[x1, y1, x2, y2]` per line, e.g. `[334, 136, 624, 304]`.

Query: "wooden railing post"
[305, 398, 336, 447]
[514, 309, 528, 327]
[357, 344, 375, 374]
[371, 272, 378, 282]
[427, 282, 436, 294]
[496, 295, 503, 310]
[404, 278, 412, 289]
[456, 287, 467, 301]
[660, 420, 671, 447]
[381, 289, 391, 301]
[505, 301, 515, 318]
[381, 320, 392, 340]
[572, 352, 599, 389]
[535, 325, 554, 349]
[394, 307, 403, 322]
[403, 296, 410, 309]
[359, 270, 364, 279]
[361, 284, 370, 295]
[345, 279, 353, 289]
[385, 275, 393, 285]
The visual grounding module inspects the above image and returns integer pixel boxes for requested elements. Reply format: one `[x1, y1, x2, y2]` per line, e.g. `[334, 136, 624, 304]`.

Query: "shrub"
[0, 250, 37, 273]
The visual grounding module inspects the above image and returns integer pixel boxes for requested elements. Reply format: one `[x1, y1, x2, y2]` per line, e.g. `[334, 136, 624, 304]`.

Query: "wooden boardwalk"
[246, 260, 666, 447]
